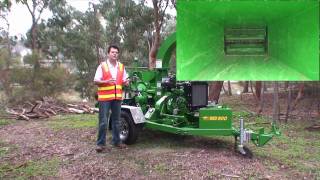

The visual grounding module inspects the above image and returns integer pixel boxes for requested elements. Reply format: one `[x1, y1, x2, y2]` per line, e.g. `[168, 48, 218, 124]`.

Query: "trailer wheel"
[119, 111, 139, 145]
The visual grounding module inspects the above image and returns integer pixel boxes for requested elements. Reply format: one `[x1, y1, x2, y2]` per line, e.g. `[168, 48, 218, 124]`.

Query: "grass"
[248, 118, 320, 177]
[0, 141, 10, 158]
[0, 119, 11, 126]
[0, 158, 60, 179]
[0, 140, 18, 159]
[47, 114, 97, 130]
[0, 119, 15, 127]
[153, 163, 169, 174]
[230, 107, 320, 178]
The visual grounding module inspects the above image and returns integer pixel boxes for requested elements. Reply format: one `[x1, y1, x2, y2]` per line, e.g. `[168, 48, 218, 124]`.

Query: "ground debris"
[3, 97, 98, 120]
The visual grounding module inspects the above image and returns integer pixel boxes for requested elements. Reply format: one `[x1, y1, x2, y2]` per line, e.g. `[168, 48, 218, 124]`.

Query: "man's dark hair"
[107, 45, 120, 53]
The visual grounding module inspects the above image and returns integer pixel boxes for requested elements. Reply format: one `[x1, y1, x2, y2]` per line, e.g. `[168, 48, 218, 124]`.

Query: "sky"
[2, 0, 99, 37]
[2, 0, 175, 38]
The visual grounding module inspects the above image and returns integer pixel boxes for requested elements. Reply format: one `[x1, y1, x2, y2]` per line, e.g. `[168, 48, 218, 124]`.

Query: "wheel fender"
[121, 105, 146, 124]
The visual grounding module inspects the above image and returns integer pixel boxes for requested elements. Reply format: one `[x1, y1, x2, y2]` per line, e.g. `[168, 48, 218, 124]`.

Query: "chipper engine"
[116, 33, 280, 157]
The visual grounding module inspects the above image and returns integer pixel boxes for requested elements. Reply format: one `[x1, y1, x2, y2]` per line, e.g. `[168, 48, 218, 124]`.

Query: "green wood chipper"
[115, 33, 280, 158]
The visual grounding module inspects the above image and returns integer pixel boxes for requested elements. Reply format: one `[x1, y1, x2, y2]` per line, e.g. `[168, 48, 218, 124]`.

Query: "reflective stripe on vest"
[99, 94, 123, 99]
[98, 85, 122, 91]
[98, 62, 124, 101]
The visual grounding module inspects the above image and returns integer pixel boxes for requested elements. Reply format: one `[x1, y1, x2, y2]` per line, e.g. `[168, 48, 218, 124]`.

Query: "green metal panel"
[199, 107, 232, 129]
[156, 33, 176, 69]
[177, 0, 319, 81]
[145, 121, 236, 136]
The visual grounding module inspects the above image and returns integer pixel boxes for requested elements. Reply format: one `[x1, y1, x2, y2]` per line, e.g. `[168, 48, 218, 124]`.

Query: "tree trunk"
[222, 83, 227, 94]
[149, 1, 161, 69]
[255, 81, 262, 100]
[93, 4, 102, 65]
[257, 81, 265, 115]
[292, 83, 304, 109]
[263, 82, 268, 92]
[272, 81, 280, 123]
[3, 18, 12, 97]
[227, 81, 232, 96]
[149, 0, 169, 69]
[31, 19, 40, 71]
[250, 81, 258, 102]
[242, 81, 249, 93]
[284, 81, 289, 91]
[284, 83, 292, 123]
[31, 18, 37, 50]
[148, 38, 159, 69]
[208, 81, 224, 104]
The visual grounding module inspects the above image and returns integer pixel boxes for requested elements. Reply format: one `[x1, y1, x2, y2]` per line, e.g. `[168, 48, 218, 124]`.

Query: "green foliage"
[0, 48, 10, 69]
[100, 0, 155, 65]
[22, 52, 39, 65]
[233, 110, 252, 118]
[17, 0, 175, 99]
[9, 66, 75, 103]
[74, 76, 97, 100]
[0, 0, 11, 12]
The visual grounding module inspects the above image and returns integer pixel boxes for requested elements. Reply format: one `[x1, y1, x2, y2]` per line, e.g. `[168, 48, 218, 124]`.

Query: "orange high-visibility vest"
[97, 61, 124, 101]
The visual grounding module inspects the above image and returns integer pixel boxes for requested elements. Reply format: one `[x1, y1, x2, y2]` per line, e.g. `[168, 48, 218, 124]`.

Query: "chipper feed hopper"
[176, 0, 319, 81]
[117, 33, 280, 157]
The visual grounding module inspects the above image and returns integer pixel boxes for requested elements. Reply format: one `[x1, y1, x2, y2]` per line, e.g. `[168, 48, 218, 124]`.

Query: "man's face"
[108, 47, 119, 61]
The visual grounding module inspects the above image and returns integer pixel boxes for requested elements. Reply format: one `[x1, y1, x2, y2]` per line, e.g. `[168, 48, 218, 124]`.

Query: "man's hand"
[104, 79, 116, 84]
[123, 79, 130, 86]
[95, 79, 116, 85]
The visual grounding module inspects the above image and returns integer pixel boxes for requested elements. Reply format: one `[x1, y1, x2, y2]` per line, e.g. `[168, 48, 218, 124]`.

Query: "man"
[94, 45, 129, 152]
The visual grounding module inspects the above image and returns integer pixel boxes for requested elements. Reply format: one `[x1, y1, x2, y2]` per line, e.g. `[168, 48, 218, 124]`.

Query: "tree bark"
[292, 83, 304, 109]
[284, 83, 292, 123]
[149, 37, 159, 69]
[242, 81, 249, 93]
[263, 82, 268, 92]
[257, 81, 265, 115]
[272, 81, 280, 123]
[93, 4, 102, 65]
[31, 21, 37, 50]
[227, 81, 232, 96]
[2, 15, 12, 97]
[284, 81, 289, 91]
[255, 81, 262, 100]
[208, 81, 224, 104]
[149, 0, 169, 69]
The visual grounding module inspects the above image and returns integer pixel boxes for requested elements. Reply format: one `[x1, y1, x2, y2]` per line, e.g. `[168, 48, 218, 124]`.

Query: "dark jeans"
[97, 100, 122, 146]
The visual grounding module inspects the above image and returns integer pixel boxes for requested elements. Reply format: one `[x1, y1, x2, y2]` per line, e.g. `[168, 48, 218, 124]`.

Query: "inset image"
[177, 0, 319, 81]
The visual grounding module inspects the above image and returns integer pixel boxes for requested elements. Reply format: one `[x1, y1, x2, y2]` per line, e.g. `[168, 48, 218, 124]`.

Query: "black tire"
[119, 110, 139, 145]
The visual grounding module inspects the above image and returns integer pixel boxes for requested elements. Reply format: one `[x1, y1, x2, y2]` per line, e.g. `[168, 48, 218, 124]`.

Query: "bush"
[74, 75, 97, 100]
[8, 66, 75, 104]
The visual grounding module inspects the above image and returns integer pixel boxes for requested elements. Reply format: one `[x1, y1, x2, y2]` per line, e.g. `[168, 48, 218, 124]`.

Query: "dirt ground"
[0, 121, 284, 179]
[0, 93, 319, 179]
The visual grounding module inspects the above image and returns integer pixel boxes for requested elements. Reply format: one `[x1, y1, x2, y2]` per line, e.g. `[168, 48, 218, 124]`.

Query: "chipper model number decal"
[202, 116, 228, 121]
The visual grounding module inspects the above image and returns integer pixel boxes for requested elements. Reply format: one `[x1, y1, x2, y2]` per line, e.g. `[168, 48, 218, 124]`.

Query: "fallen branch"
[221, 174, 240, 178]
[3, 97, 97, 120]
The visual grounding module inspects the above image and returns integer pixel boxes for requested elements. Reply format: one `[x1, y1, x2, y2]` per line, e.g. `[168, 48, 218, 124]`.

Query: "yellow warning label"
[202, 116, 228, 121]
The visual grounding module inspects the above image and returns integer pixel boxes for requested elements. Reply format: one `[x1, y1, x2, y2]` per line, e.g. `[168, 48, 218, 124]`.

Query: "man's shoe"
[114, 143, 128, 149]
[96, 145, 105, 153]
